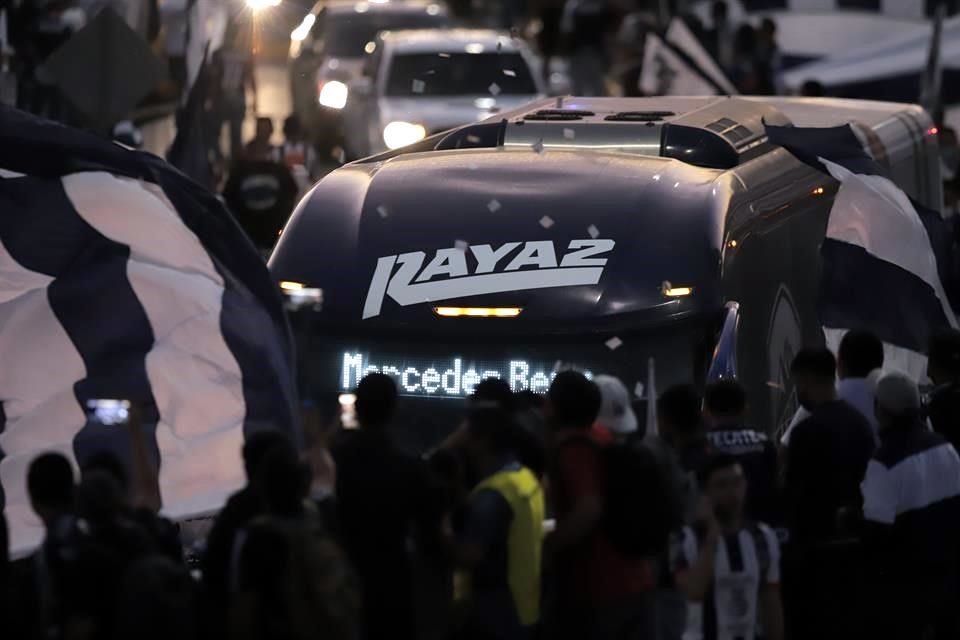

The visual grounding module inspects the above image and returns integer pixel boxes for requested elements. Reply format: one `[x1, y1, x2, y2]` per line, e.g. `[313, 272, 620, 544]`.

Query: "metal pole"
[921, 1, 946, 122]
[658, 0, 670, 29]
[646, 357, 657, 436]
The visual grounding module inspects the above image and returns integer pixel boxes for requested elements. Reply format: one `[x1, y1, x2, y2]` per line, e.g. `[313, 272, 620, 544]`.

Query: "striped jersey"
[671, 523, 780, 640]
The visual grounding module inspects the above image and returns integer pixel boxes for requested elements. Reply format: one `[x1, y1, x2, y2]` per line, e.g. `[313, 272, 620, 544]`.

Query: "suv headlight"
[383, 121, 426, 149]
[318, 81, 348, 109]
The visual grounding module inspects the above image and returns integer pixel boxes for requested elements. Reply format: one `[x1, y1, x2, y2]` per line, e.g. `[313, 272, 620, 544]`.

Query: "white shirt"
[780, 373, 881, 446]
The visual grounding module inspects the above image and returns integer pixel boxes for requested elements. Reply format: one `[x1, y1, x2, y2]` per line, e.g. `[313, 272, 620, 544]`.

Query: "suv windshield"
[325, 11, 450, 58]
[385, 52, 537, 96]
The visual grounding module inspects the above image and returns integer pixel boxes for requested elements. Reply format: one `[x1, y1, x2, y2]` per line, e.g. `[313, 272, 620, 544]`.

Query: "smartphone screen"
[339, 393, 358, 430]
[85, 399, 131, 426]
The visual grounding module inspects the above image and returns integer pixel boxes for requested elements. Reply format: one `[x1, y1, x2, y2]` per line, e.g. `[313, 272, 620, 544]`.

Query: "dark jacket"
[785, 400, 875, 547]
[707, 425, 780, 525]
[862, 425, 960, 586]
[927, 381, 960, 455]
[332, 427, 444, 640]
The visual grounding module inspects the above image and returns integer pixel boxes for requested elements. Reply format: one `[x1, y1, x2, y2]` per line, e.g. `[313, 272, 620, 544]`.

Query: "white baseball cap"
[594, 375, 638, 435]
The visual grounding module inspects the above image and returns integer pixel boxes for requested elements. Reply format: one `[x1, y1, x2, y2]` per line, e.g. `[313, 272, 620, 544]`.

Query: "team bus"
[269, 96, 941, 449]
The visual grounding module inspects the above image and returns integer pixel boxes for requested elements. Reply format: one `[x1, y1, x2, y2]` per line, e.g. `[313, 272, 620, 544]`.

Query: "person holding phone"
[671, 454, 784, 640]
[77, 399, 162, 514]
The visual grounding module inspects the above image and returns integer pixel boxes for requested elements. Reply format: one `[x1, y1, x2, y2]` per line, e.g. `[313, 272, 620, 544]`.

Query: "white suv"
[341, 29, 546, 158]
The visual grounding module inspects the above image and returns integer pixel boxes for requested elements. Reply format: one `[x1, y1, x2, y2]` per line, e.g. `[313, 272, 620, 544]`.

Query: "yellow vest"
[456, 466, 545, 627]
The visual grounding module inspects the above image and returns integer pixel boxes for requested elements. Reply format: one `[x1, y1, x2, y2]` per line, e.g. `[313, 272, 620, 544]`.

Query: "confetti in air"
[488, 82, 501, 96]
[487, 199, 501, 213]
[412, 79, 426, 94]
[455, 240, 469, 251]
[539, 215, 554, 229]
[605, 336, 623, 351]
[502, 69, 517, 77]
[376, 205, 389, 218]
[634, 382, 645, 398]
[532, 138, 545, 154]
[438, 52, 451, 58]
[563, 128, 575, 140]
[587, 224, 599, 238]
[467, 134, 481, 144]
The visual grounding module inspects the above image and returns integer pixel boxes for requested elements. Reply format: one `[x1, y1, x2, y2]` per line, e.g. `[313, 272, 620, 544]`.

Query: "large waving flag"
[640, 17, 737, 97]
[0, 106, 299, 554]
[766, 122, 957, 379]
[781, 15, 960, 106]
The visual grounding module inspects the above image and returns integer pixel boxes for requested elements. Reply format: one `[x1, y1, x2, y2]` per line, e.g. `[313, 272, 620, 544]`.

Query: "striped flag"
[0, 106, 299, 554]
[640, 17, 737, 97]
[766, 122, 957, 379]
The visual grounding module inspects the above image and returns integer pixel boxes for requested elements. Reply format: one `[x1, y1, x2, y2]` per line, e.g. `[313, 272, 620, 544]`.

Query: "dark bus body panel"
[270, 96, 940, 446]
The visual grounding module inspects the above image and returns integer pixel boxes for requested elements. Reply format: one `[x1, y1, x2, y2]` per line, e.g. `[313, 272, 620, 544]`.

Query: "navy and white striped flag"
[640, 17, 737, 97]
[766, 122, 958, 379]
[0, 106, 299, 554]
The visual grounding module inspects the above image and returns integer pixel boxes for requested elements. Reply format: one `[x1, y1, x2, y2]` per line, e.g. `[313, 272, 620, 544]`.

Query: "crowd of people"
[10, 0, 960, 244]
[4, 327, 960, 640]
[474, 0, 784, 98]
[0, 0, 792, 136]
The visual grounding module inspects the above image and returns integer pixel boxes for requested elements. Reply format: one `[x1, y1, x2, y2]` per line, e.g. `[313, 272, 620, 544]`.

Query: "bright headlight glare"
[291, 14, 315, 40]
[318, 80, 349, 109]
[280, 282, 323, 310]
[383, 121, 426, 149]
[247, 0, 280, 10]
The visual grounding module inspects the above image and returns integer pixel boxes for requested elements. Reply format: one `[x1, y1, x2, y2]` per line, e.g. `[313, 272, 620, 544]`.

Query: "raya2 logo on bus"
[362, 239, 616, 319]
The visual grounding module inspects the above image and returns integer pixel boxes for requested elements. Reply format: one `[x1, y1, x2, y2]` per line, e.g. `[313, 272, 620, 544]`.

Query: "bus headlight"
[383, 121, 426, 149]
[318, 81, 349, 109]
[279, 281, 323, 311]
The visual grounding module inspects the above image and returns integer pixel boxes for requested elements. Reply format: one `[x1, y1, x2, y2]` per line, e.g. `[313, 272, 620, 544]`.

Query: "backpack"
[556, 435, 682, 557]
[602, 440, 682, 557]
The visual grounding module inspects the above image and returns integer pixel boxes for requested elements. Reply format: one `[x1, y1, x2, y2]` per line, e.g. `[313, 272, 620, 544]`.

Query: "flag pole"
[646, 357, 657, 436]
[921, 1, 946, 124]
[0, 8, 9, 62]
[658, 0, 671, 29]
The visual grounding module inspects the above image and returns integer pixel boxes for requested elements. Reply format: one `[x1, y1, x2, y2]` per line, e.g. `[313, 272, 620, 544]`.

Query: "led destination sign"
[341, 352, 592, 397]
